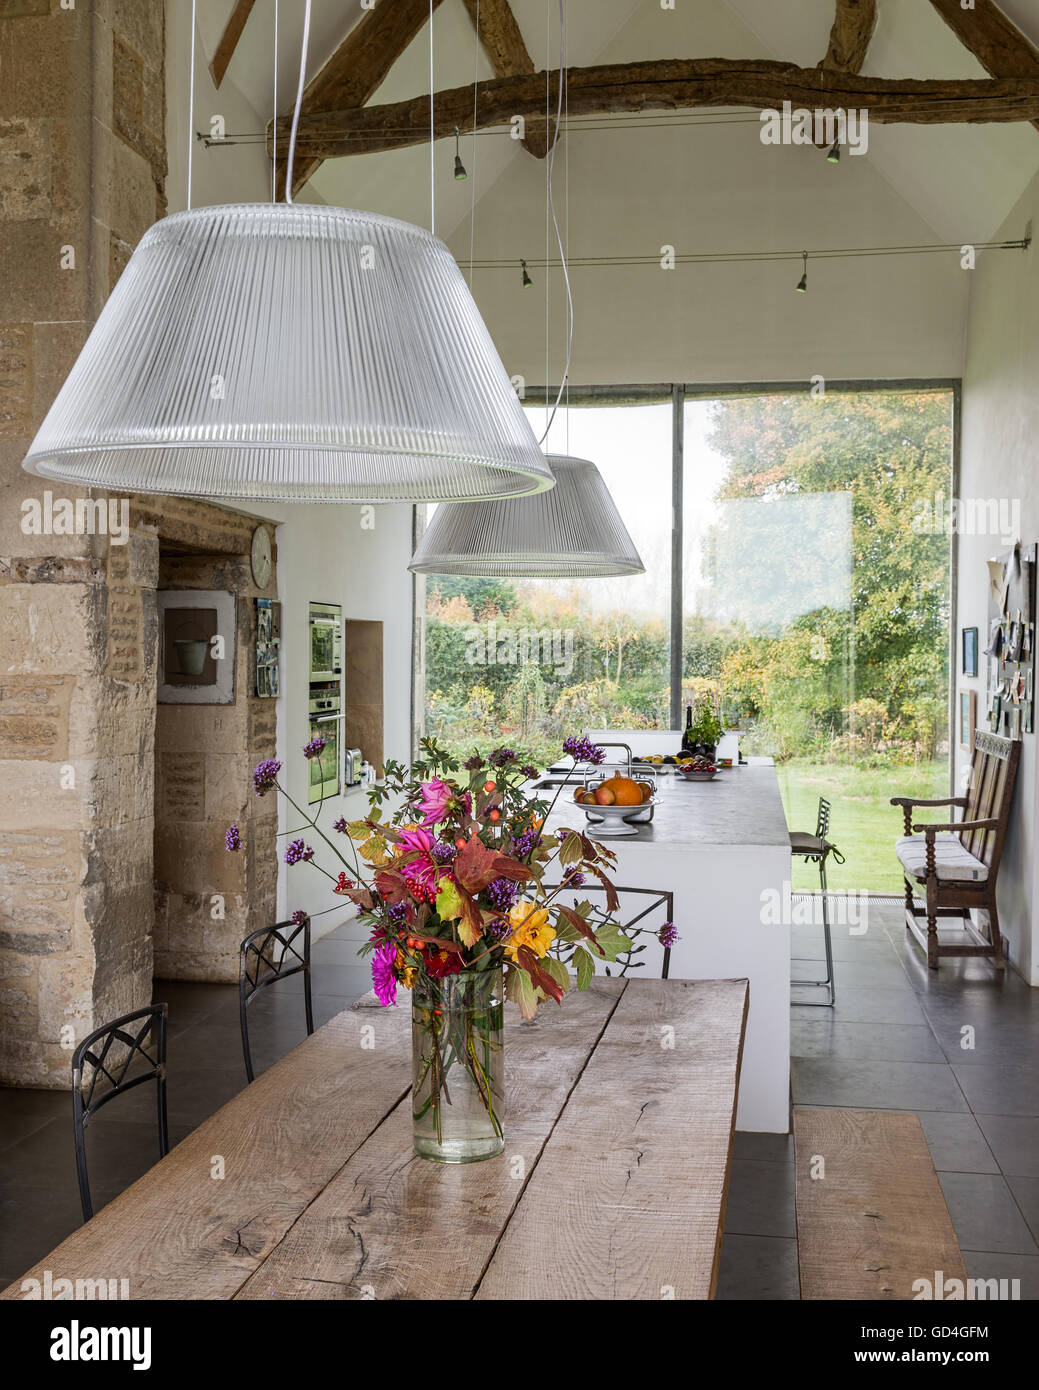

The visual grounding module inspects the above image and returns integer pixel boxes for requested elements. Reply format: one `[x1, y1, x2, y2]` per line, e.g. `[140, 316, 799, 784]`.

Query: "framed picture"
[158, 590, 236, 704]
[959, 689, 977, 752]
[962, 627, 978, 677]
[255, 598, 281, 699]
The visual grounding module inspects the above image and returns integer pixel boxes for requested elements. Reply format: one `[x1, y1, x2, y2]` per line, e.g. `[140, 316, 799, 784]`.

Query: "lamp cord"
[430, 0, 436, 235]
[187, 0, 196, 210]
[272, 0, 278, 202]
[285, 0, 312, 205]
[538, 0, 573, 448]
[468, 0, 479, 286]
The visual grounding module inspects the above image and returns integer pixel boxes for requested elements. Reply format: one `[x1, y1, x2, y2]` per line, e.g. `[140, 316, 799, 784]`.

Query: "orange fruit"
[610, 776, 643, 806]
[635, 780, 654, 803]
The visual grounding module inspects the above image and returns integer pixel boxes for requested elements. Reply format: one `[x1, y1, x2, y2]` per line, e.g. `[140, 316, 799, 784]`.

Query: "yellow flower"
[505, 899, 556, 961]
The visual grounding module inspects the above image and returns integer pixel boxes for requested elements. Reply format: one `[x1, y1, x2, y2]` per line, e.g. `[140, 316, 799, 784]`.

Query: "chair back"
[961, 731, 1020, 871]
[71, 1004, 168, 1221]
[815, 796, 832, 841]
[545, 883, 675, 979]
[239, 918, 313, 1082]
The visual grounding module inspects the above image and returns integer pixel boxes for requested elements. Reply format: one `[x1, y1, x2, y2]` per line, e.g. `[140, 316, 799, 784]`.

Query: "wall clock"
[250, 526, 272, 590]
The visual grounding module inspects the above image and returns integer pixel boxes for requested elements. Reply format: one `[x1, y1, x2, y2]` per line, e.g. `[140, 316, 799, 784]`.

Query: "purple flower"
[224, 822, 241, 852]
[302, 735, 327, 760]
[487, 920, 512, 941]
[510, 827, 543, 860]
[387, 901, 411, 927]
[489, 747, 517, 768]
[432, 840, 456, 864]
[564, 869, 585, 887]
[463, 754, 483, 772]
[284, 838, 314, 866]
[290, 909, 309, 928]
[520, 763, 539, 779]
[332, 816, 348, 834]
[486, 877, 519, 912]
[371, 942, 398, 1007]
[563, 736, 606, 766]
[659, 922, 680, 949]
[253, 759, 282, 796]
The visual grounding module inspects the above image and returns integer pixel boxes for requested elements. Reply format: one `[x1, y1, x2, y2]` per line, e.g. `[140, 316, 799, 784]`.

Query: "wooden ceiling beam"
[269, 59, 1039, 162]
[278, 0, 448, 197]
[459, 0, 553, 157]
[818, 0, 877, 73]
[929, 0, 1039, 131]
[210, 0, 258, 89]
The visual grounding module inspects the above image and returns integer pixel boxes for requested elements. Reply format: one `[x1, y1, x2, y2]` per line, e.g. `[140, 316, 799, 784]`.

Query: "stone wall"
[0, 1, 278, 1085]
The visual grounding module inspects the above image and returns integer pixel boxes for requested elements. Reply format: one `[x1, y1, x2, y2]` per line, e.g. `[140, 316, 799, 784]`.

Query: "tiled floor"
[2, 903, 1038, 1297]
[716, 900, 1039, 1299]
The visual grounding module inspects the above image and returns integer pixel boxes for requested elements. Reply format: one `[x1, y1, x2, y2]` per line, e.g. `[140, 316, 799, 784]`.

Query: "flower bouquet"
[228, 735, 631, 1162]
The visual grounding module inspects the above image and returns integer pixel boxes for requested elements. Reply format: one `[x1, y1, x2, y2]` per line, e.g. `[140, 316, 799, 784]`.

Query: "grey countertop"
[538, 765, 791, 850]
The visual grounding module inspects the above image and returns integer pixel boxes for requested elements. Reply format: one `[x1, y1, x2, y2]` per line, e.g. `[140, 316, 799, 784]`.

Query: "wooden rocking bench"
[891, 731, 1020, 970]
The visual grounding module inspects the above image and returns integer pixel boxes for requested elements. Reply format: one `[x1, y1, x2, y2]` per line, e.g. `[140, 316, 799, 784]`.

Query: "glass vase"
[411, 967, 505, 1163]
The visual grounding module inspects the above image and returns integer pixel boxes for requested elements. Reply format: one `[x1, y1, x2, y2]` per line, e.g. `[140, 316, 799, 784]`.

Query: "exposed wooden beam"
[210, 0, 258, 89]
[818, 0, 877, 74]
[929, 0, 1039, 132]
[280, 0, 448, 196]
[269, 59, 1039, 163]
[459, 0, 553, 157]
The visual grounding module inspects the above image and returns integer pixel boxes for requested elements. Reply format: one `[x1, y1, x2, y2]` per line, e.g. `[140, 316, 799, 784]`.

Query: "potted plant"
[689, 706, 724, 760]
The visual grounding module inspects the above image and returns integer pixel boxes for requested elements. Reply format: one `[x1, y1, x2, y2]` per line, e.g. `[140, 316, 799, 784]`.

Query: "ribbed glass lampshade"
[409, 455, 645, 577]
[22, 204, 553, 503]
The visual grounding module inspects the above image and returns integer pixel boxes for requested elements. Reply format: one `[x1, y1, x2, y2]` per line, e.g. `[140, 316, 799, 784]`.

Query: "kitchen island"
[537, 762, 791, 1132]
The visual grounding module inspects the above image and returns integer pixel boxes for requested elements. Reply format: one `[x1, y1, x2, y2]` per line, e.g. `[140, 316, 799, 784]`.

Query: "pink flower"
[415, 778, 454, 827]
[371, 943, 398, 1007]
[396, 827, 440, 899]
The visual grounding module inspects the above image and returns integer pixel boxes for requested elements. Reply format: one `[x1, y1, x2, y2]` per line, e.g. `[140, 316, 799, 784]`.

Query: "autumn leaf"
[556, 904, 606, 956]
[516, 945, 563, 1005]
[435, 874, 483, 948]
[506, 963, 538, 1021]
[374, 867, 409, 905]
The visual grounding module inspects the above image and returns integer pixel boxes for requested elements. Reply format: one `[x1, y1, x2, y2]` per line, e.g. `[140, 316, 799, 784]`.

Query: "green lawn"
[775, 759, 950, 894]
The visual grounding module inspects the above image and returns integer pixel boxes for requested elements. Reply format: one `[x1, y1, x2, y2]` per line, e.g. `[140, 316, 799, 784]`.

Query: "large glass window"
[419, 384, 954, 891]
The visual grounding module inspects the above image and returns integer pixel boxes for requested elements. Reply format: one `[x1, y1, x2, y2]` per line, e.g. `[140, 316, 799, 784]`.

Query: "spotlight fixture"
[827, 139, 841, 164]
[521, 259, 533, 288]
[453, 126, 467, 180]
[796, 250, 808, 293]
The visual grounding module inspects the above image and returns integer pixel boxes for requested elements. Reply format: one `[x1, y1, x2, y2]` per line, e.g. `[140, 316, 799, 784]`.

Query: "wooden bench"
[891, 730, 1020, 969]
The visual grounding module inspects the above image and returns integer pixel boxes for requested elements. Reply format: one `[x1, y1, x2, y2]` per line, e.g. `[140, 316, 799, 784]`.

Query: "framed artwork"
[962, 627, 978, 678]
[959, 689, 977, 752]
[157, 590, 236, 704]
[255, 598, 281, 699]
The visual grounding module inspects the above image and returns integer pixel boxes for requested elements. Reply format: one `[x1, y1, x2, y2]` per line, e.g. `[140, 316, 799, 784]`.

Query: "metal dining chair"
[239, 918, 313, 1083]
[546, 883, 675, 979]
[72, 1004, 168, 1221]
[790, 795, 843, 1007]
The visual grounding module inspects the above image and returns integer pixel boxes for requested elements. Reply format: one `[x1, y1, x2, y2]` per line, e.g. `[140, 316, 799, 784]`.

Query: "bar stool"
[790, 796, 843, 1007]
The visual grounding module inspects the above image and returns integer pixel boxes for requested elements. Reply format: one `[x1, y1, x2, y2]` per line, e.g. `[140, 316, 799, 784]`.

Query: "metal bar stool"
[72, 1004, 168, 1221]
[790, 796, 842, 1007]
[239, 917, 313, 1083]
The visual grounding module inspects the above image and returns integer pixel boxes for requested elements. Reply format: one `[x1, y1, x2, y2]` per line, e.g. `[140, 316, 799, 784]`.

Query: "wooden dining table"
[3, 976, 749, 1301]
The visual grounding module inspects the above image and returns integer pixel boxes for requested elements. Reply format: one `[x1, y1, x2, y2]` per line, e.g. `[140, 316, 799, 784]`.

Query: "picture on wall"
[959, 689, 977, 752]
[962, 626, 978, 678]
[255, 599, 282, 699]
[157, 590, 236, 705]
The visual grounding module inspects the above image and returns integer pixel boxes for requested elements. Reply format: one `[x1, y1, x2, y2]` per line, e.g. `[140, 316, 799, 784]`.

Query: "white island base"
[541, 763, 792, 1133]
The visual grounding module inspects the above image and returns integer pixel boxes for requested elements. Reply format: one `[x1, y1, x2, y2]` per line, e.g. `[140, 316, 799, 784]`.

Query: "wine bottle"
[681, 704, 695, 753]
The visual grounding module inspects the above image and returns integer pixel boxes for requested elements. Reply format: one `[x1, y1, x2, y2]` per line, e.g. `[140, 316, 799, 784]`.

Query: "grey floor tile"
[813, 987, 930, 1026]
[938, 1173, 1039, 1255]
[715, 1234, 799, 1300]
[790, 1019, 945, 1064]
[1005, 1175, 1039, 1242]
[830, 961, 916, 991]
[927, 1016, 1039, 1067]
[975, 1115, 1039, 1178]
[0, 1111, 61, 1155]
[0, 1088, 69, 1121]
[952, 1061, 1039, 1118]
[732, 1131, 794, 1164]
[792, 1058, 968, 1112]
[0, 1187, 85, 1281]
[723, 1159, 796, 1238]
[914, 1111, 1000, 1175]
[962, 1251, 1039, 1300]
[790, 931, 896, 963]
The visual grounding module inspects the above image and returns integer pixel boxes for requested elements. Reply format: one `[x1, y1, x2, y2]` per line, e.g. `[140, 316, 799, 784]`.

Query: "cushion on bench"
[895, 832, 988, 883]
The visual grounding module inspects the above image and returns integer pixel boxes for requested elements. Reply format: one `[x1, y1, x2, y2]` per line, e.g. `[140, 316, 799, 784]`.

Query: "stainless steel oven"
[308, 602, 342, 683]
[308, 688, 341, 803]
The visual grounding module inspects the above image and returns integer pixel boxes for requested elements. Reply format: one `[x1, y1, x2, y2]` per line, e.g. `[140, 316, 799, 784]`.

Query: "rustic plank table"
[3, 977, 748, 1302]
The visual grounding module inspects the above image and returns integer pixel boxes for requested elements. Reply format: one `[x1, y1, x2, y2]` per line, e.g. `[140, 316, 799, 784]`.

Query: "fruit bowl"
[571, 792, 657, 837]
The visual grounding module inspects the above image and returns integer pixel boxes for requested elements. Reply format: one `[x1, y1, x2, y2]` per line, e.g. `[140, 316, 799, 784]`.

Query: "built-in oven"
[308, 687, 341, 804]
[308, 602, 342, 683]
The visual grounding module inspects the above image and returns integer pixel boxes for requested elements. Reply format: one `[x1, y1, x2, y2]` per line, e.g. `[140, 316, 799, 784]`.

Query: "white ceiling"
[200, 0, 1039, 242]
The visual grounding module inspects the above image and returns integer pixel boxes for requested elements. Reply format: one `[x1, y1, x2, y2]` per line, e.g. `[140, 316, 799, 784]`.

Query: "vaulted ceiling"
[195, 0, 1039, 243]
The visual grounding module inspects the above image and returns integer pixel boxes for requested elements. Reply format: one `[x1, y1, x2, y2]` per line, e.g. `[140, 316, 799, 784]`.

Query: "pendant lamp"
[408, 454, 644, 577]
[21, 203, 554, 502]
